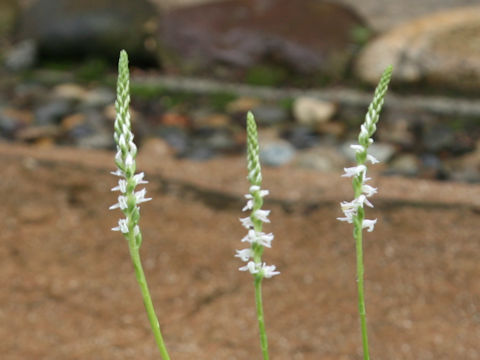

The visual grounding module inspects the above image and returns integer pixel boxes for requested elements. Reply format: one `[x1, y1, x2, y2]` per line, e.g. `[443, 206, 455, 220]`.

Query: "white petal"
[350, 144, 365, 153]
[242, 199, 254, 212]
[367, 154, 380, 164]
[342, 165, 367, 178]
[261, 263, 280, 278]
[254, 209, 270, 223]
[235, 248, 253, 262]
[239, 216, 253, 229]
[362, 218, 377, 232]
[362, 184, 378, 197]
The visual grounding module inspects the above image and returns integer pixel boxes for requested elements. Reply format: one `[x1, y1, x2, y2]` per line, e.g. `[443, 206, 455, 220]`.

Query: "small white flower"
[235, 248, 254, 262]
[261, 263, 280, 278]
[253, 209, 270, 223]
[342, 165, 367, 178]
[367, 154, 380, 164]
[109, 195, 128, 210]
[111, 169, 125, 177]
[239, 216, 254, 229]
[134, 188, 152, 204]
[239, 261, 258, 274]
[112, 218, 129, 233]
[111, 179, 127, 193]
[133, 172, 148, 186]
[241, 229, 274, 247]
[362, 219, 377, 232]
[357, 194, 374, 208]
[242, 199, 254, 212]
[350, 144, 365, 153]
[362, 184, 378, 197]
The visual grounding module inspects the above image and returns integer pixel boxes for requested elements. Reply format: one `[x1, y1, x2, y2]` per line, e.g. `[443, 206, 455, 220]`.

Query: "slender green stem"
[354, 208, 370, 360]
[128, 236, 171, 360]
[254, 276, 269, 360]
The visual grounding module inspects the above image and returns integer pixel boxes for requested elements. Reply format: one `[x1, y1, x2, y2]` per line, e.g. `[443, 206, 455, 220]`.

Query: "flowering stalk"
[110, 50, 171, 360]
[338, 66, 393, 360]
[236, 112, 279, 360]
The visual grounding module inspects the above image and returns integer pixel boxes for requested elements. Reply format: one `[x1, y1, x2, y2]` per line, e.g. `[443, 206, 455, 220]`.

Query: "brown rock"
[159, 0, 366, 81]
[355, 6, 480, 91]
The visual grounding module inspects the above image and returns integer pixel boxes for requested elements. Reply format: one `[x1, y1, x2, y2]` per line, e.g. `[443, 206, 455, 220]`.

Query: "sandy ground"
[1, 143, 480, 360]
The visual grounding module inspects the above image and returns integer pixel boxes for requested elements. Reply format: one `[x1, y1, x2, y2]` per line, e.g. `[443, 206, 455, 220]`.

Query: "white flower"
[239, 261, 258, 274]
[253, 209, 271, 223]
[239, 216, 253, 229]
[362, 219, 377, 232]
[134, 188, 152, 204]
[112, 218, 129, 233]
[342, 165, 367, 178]
[362, 184, 378, 197]
[235, 248, 254, 262]
[367, 154, 380, 164]
[242, 198, 254, 212]
[109, 195, 128, 210]
[350, 144, 365, 153]
[133, 172, 148, 186]
[241, 229, 274, 247]
[111, 179, 127, 193]
[111, 169, 125, 177]
[261, 263, 280, 278]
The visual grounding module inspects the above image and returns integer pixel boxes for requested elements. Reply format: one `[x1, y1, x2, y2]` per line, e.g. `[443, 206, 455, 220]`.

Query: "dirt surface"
[1, 143, 480, 360]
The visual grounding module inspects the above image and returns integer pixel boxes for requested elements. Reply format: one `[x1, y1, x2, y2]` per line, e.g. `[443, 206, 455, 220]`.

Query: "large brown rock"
[355, 6, 480, 92]
[158, 0, 367, 84]
[17, 0, 159, 63]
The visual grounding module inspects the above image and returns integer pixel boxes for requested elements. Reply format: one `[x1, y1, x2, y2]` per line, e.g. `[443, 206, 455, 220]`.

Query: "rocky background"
[1, 0, 480, 182]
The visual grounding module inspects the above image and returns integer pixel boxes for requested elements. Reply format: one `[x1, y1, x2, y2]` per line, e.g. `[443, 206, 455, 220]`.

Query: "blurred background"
[1, 0, 479, 182]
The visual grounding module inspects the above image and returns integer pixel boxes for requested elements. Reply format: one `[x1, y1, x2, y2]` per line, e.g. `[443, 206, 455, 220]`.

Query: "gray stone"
[82, 88, 116, 108]
[295, 146, 346, 172]
[76, 132, 114, 149]
[293, 97, 336, 126]
[387, 154, 420, 176]
[34, 100, 73, 126]
[423, 124, 456, 152]
[4, 40, 37, 71]
[251, 105, 289, 126]
[260, 140, 296, 167]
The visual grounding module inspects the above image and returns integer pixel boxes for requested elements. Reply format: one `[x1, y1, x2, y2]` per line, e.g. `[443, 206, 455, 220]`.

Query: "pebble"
[82, 87, 116, 108]
[295, 146, 346, 172]
[423, 123, 456, 152]
[280, 126, 320, 149]
[4, 40, 37, 71]
[53, 83, 88, 101]
[34, 99, 72, 126]
[161, 112, 191, 129]
[76, 132, 114, 149]
[387, 154, 419, 176]
[259, 140, 296, 166]
[293, 97, 336, 126]
[226, 97, 261, 114]
[194, 127, 237, 152]
[156, 126, 190, 154]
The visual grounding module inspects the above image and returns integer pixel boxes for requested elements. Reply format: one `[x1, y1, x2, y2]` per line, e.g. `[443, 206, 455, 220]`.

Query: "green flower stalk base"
[110, 50, 171, 360]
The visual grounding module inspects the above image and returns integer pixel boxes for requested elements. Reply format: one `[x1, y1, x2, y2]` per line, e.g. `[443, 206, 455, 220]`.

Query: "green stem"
[354, 214, 370, 360]
[128, 238, 171, 360]
[254, 276, 270, 360]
